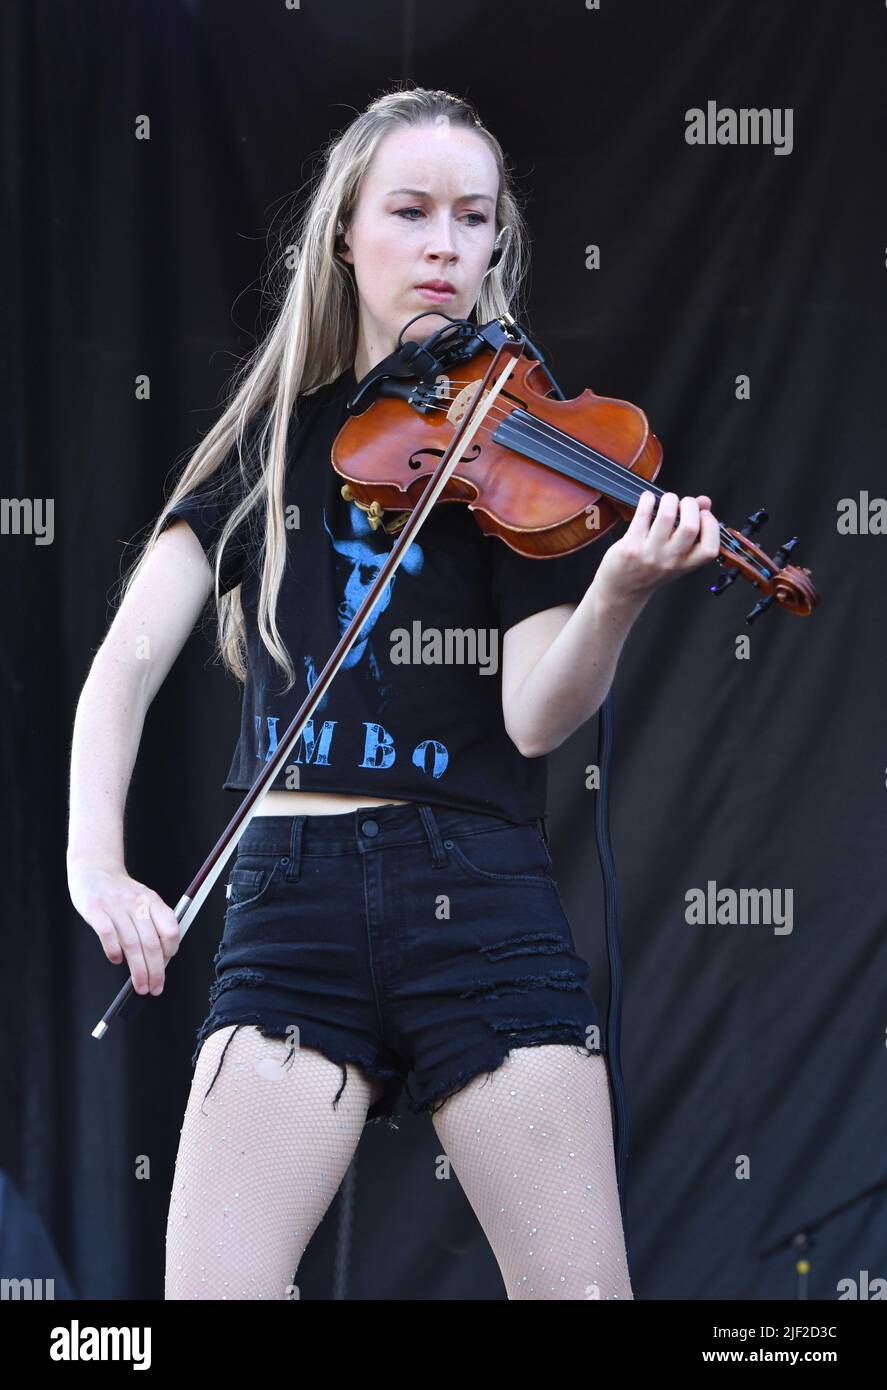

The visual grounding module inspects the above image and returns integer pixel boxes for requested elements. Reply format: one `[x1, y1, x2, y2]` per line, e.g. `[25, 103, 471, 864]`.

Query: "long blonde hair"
[119, 83, 530, 691]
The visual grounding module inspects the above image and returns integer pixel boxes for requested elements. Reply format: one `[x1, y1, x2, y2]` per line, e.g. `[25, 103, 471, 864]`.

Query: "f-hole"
[408, 443, 483, 471]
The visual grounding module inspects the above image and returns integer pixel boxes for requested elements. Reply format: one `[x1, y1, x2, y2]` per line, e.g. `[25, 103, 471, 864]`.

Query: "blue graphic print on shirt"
[252, 495, 450, 784]
[305, 500, 425, 713]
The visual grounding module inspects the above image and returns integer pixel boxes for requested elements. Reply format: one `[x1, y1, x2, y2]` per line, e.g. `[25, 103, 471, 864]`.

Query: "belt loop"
[538, 814, 551, 845]
[285, 815, 304, 880]
[416, 804, 447, 868]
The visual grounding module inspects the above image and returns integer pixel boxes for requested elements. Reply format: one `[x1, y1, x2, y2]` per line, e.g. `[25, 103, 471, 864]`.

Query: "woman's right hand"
[68, 859, 181, 995]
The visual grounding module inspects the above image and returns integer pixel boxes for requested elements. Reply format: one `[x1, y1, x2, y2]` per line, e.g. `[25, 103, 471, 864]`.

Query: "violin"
[91, 310, 819, 1042]
[333, 311, 819, 622]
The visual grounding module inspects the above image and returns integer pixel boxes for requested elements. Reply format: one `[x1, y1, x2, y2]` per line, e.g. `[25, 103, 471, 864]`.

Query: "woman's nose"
[425, 220, 458, 259]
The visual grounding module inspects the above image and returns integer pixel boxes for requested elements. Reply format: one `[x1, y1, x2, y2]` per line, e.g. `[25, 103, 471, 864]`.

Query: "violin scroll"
[710, 514, 820, 621]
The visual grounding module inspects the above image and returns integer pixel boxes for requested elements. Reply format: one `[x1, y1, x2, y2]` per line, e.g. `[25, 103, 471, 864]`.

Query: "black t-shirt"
[161, 366, 608, 821]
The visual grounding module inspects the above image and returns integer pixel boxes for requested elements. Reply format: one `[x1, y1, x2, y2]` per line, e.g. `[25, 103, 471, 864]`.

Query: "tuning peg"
[711, 510, 768, 597]
[741, 509, 768, 538]
[772, 536, 799, 568]
[746, 594, 776, 623]
[710, 570, 738, 596]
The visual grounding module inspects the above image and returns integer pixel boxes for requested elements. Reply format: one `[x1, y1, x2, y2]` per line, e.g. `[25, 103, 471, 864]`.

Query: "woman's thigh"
[430, 1043, 633, 1301]
[165, 1024, 380, 1300]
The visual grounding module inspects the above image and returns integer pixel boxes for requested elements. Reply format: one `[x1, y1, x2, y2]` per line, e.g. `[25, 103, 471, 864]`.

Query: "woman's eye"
[395, 207, 487, 226]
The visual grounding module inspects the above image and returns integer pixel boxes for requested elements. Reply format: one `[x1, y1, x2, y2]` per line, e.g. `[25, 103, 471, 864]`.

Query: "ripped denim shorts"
[192, 801, 606, 1129]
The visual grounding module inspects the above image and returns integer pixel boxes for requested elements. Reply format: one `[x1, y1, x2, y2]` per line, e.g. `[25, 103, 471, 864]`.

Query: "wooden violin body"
[331, 319, 819, 620]
[334, 347, 661, 558]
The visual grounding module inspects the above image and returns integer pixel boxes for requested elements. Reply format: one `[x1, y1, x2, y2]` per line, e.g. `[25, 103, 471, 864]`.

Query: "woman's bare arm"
[67, 520, 215, 991]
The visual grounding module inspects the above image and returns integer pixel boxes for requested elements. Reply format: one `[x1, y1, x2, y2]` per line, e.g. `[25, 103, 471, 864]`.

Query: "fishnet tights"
[165, 1025, 374, 1300]
[165, 1028, 632, 1300]
[431, 1044, 633, 1300]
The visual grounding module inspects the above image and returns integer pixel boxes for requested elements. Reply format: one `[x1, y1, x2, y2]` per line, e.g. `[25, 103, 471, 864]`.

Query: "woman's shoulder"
[299, 363, 355, 412]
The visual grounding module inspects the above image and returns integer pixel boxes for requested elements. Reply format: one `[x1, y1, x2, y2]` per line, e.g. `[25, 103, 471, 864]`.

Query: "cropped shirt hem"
[221, 777, 545, 825]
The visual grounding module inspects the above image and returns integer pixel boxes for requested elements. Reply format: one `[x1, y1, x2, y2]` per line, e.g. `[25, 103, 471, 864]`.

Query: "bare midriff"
[252, 789, 413, 816]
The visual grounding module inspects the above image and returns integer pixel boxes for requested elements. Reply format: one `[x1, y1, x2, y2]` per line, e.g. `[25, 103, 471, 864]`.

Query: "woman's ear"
[335, 219, 353, 265]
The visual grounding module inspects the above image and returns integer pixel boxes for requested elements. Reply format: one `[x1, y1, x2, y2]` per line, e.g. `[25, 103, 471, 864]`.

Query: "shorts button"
[361, 819, 379, 836]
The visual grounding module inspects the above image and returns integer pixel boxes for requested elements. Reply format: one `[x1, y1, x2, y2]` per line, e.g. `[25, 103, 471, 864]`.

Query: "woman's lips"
[416, 286, 456, 302]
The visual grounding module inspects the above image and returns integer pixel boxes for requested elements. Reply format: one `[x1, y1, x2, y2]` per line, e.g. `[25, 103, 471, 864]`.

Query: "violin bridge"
[447, 379, 491, 427]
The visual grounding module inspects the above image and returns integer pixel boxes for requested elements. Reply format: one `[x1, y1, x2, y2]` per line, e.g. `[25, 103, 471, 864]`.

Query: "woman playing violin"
[67, 84, 719, 1301]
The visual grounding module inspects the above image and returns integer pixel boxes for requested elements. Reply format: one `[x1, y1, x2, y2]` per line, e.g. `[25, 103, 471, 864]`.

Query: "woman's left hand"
[595, 491, 721, 606]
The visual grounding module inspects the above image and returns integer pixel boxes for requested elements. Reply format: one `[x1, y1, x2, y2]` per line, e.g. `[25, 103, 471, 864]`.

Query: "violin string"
[454, 388, 752, 570]
[425, 385, 703, 511]
[419, 388, 748, 563]
[427, 384, 717, 516]
[424, 390, 663, 505]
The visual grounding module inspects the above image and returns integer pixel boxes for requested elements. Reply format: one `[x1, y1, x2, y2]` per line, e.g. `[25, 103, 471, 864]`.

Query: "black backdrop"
[3, 0, 885, 1301]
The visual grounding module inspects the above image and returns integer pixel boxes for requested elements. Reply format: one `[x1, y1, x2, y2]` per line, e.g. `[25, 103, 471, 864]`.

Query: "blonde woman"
[67, 85, 718, 1301]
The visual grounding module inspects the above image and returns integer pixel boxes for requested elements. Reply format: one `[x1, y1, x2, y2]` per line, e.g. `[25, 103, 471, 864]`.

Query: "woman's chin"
[400, 306, 457, 334]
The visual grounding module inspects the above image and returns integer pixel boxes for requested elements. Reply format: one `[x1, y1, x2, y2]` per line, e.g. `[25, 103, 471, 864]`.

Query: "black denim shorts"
[192, 802, 606, 1129]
